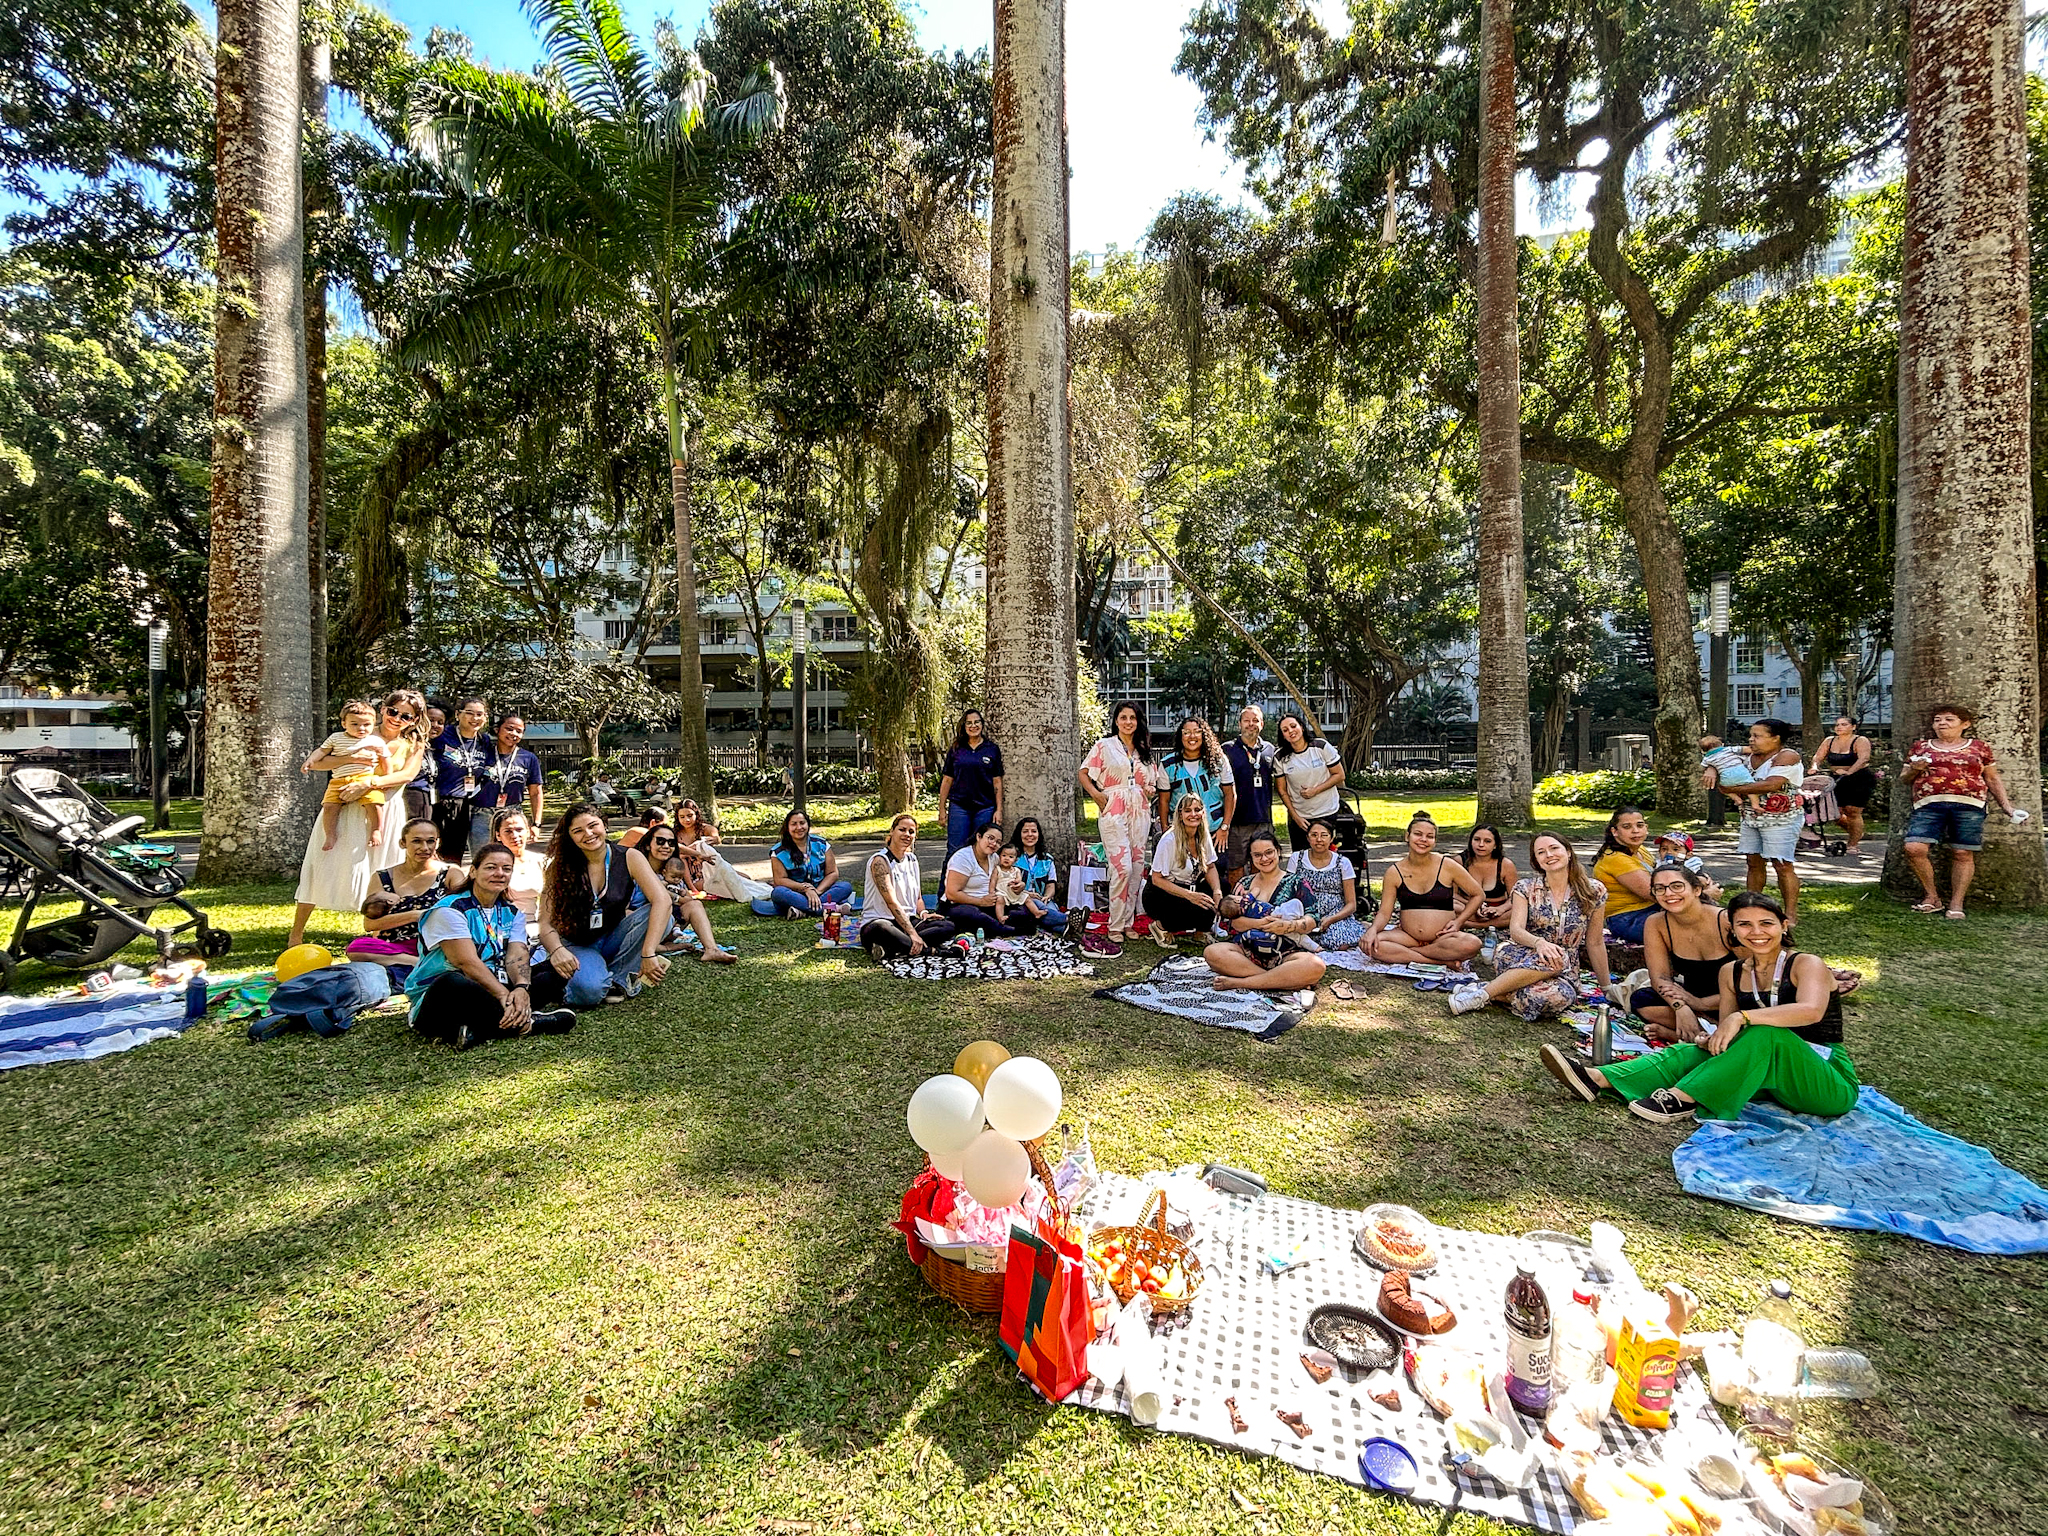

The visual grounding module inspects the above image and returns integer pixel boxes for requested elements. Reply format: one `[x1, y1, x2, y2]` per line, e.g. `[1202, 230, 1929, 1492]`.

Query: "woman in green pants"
[1539, 891, 1858, 1126]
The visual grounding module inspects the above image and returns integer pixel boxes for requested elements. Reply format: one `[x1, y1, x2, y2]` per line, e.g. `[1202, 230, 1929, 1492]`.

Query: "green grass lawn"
[0, 876, 2026, 1536]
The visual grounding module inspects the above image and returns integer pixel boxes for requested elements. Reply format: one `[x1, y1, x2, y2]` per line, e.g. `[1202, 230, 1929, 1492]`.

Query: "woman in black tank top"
[1811, 714, 1874, 850]
[1361, 815, 1487, 967]
[1630, 864, 1734, 1043]
[1457, 823, 1518, 937]
[1546, 891, 1858, 1125]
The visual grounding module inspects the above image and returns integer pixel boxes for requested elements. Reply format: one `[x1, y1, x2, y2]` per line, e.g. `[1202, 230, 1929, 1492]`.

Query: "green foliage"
[1534, 770, 1661, 812]
[1350, 768, 1477, 793]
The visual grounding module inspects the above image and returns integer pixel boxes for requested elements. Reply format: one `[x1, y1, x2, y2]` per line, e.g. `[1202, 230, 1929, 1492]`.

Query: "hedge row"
[1533, 770, 1660, 811]
[1347, 769, 1478, 793]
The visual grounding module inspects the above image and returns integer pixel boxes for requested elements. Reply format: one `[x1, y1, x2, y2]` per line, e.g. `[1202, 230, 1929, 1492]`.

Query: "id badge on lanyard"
[590, 849, 610, 931]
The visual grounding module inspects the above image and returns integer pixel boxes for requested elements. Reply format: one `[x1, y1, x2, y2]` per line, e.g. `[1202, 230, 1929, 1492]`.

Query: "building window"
[700, 619, 739, 647]
[814, 615, 860, 643]
[1734, 684, 1769, 718]
[1734, 633, 1766, 676]
[603, 619, 634, 643]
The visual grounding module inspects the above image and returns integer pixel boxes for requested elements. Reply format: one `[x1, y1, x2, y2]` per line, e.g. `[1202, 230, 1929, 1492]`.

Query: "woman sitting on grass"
[1203, 832, 1328, 992]
[1542, 891, 1856, 1126]
[1447, 831, 1615, 1019]
[943, 821, 1038, 938]
[405, 842, 577, 1051]
[1456, 823, 1517, 944]
[533, 803, 678, 1004]
[1591, 805, 1659, 945]
[1141, 792, 1225, 946]
[1628, 863, 1733, 1045]
[1289, 818, 1364, 948]
[347, 818, 465, 971]
[862, 813, 957, 960]
[490, 807, 549, 921]
[638, 824, 735, 963]
[1006, 818, 1068, 934]
[754, 809, 855, 918]
[1362, 813, 1486, 968]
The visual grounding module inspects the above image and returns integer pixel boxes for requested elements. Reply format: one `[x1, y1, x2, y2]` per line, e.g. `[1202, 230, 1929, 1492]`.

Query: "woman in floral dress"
[1446, 831, 1619, 1020]
[1078, 701, 1164, 950]
[1288, 817, 1365, 948]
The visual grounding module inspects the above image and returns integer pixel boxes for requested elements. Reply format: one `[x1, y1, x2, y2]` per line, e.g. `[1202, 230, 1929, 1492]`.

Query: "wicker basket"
[1088, 1188, 1204, 1314]
[916, 1247, 1006, 1313]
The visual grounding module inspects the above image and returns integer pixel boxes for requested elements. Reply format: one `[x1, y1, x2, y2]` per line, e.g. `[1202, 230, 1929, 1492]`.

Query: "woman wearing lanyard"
[1005, 817, 1068, 934]
[405, 842, 578, 1051]
[1542, 890, 1856, 1125]
[533, 803, 674, 1007]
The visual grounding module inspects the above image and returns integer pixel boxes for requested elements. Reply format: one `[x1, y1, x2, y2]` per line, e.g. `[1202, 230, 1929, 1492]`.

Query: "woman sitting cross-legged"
[1005, 818, 1069, 934]
[862, 813, 958, 960]
[1591, 804, 1660, 946]
[346, 817, 467, 973]
[943, 821, 1039, 938]
[1542, 890, 1857, 1125]
[1141, 792, 1226, 947]
[532, 802, 675, 1007]
[405, 842, 578, 1051]
[1288, 817, 1364, 948]
[1629, 863, 1733, 1045]
[1362, 813, 1486, 968]
[638, 825, 736, 964]
[754, 809, 855, 918]
[1203, 831, 1329, 992]
[1447, 831, 1617, 1020]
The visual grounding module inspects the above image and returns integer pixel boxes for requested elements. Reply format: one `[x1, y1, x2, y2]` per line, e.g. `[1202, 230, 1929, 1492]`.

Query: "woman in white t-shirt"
[1141, 792, 1225, 947]
[942, 820, 1039, 938]
[1273, 713, 1345, 852]
[862, 813, 958, 960]
[489, 807, 550, 920]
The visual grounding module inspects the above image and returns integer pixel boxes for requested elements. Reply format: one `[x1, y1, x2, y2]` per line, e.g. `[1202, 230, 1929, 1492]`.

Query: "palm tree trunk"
[1474, 0, 1532, 829]
[985, 0, 1081, 859]
[667, 402, 716, 810]
[1889, 0, 2046, 903]
[304, 28, 330, 729]
[201, 0, 317, 882]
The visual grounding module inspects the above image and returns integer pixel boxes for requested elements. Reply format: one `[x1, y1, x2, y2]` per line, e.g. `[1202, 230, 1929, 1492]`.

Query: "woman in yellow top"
[1590, 805, 1659, 945]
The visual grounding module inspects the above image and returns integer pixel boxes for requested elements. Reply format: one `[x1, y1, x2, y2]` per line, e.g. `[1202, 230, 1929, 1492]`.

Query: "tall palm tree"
[1891, 0, 2046, 904]
[985, 0, 1080, 859]
[201, 0, 318, 882]
[377, 0, 781, 807]
[1473, 0, 1531, 829]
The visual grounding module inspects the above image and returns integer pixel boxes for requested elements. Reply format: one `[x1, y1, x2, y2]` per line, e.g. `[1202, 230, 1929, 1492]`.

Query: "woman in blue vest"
[754, 809, 856, 917]
[406, 842, 578, 1050]
[1155, 716, 1235, 853]
[1005, 817, 1068, 933]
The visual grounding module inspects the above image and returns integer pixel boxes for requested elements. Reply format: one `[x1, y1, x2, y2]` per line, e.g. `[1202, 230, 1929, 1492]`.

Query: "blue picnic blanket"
[0, 984, 195, 1072]
[1673, 1086, 2048, 1254]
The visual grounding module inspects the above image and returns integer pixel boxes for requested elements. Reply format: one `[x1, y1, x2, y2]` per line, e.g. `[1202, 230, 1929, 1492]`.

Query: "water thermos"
[185, 970, 209, 1020]
[1591, 1003, 1613, 1065]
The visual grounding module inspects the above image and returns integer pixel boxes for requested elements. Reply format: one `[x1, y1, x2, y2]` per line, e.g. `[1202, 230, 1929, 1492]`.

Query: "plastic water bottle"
[185, 970, 209, 1021]
[1741, 1278, 1804, 1437]
[1545, 1289, 1611, 1450]
[1504, 1263, 1554, 1413]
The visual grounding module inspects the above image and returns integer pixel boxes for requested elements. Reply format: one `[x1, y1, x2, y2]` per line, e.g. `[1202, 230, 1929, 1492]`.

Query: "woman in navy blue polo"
[937, 709, 1005, 862]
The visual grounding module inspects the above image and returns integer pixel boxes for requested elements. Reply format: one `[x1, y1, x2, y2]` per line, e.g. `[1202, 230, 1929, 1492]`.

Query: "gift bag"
[999, 1218, 1091, 1403]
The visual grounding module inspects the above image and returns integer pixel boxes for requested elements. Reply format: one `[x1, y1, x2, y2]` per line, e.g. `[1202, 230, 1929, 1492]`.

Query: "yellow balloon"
[276, 943, 334, 984]
[953, 1039, 1012, 1093]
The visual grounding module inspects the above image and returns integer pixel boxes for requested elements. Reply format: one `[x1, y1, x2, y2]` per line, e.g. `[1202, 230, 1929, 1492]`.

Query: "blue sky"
[382, 0, 1269, 255]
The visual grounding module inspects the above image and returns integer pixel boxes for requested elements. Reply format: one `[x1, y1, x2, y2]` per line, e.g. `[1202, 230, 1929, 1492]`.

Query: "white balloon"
[959, 1129, 1030, 1210]
[906, 1074, 984, 1156]
[930, 1143, 965, 1182]
[981, 1055, 1062, 1142]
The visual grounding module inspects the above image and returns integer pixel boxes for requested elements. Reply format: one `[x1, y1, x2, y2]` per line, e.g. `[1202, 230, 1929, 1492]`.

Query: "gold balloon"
[953, 1039, 1011, 1093]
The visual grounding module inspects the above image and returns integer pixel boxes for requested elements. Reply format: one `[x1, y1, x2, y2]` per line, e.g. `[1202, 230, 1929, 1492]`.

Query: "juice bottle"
[1503, 1262, 1554, 1413]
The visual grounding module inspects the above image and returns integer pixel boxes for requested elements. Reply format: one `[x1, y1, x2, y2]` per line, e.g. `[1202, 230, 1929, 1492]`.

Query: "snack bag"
[1000, 1217, 1091, 1403]
[1611, 1307, 1680, 1429]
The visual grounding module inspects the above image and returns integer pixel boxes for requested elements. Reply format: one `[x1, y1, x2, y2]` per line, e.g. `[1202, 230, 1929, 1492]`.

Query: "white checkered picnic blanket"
[1065, 1174, 1741, 1532]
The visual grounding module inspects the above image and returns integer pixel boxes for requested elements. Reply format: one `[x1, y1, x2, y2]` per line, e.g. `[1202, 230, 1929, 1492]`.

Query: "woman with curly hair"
[532, 802, 678, 1006]
[1078, 701, 1164, 950]
[1155, 716, 1235, 852]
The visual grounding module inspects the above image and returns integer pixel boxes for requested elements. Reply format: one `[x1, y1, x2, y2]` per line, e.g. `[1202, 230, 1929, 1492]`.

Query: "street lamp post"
[147, 620, 169, 830]
[1707, 573, 1732, 830]
[791, 601, 807, 814]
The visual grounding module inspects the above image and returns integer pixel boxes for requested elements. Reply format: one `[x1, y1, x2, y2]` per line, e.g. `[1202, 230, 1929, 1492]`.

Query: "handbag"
[999, 1215, 1092, 1403]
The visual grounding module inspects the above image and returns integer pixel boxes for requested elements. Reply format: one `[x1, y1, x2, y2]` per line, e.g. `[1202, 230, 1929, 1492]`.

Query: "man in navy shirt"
[937, 709, 1005, 861]
[473, 713, 545, 842]
[432, 697, 494, 859]
[1221, 704, 1278, 886]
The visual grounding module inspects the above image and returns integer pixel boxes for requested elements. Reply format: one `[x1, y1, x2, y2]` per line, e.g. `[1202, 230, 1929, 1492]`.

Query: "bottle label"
[1507, 1329, 1552, 1389]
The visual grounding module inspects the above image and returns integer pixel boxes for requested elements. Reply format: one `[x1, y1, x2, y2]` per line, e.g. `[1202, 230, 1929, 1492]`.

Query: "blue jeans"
[561, 897, 655, 1007]
[754, 879, 855, 917]
[1605, 907, 1652, 944]
[946, 803, 996, 862]
[1034, 903, 1068, 933]
[1904, 801, 1986, 851]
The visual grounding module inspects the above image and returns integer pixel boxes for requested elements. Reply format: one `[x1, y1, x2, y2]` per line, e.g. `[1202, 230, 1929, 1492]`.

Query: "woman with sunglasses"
[1628, 863, 1733, 1045]
[640, 824, 736, 961]
[288, 688, 431, 948]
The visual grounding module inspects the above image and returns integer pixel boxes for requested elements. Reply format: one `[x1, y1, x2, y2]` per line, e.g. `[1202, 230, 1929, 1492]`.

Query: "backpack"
[247, 962, 393, 1042]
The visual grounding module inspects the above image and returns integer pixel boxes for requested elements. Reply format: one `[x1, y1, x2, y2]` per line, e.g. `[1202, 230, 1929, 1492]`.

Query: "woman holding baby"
[1202, 831, 1328, 992]
[1703, 718, 1805, 926]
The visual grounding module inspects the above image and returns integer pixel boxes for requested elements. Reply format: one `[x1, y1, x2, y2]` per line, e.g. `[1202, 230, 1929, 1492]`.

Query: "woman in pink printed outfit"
[1078, 701, 1163, 952]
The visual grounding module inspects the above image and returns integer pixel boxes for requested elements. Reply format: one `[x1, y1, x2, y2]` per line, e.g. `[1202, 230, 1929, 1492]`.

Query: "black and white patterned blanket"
[879, 932, 1097, 982]
[1096, 955, 1315, 1040]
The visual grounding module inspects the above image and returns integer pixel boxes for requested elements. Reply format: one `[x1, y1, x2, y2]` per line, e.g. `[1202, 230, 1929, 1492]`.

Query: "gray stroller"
[0, 766, 229, 993]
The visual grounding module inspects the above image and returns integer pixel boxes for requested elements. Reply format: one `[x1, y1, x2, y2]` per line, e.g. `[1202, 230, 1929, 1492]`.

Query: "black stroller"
[0, 766, 229, 993]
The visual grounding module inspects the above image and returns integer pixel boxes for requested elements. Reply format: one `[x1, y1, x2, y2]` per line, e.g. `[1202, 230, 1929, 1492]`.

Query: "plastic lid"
[1359, 1436, 1420, 1493]
[1572, 1289, 1596, 1306]
[1768, 1278, 1793, 1300]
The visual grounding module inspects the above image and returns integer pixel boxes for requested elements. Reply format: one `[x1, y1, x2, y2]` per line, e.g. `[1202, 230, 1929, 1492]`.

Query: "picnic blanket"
[1673, 1086, 2048, 1254]
[1065, 1173, 1743, 1533]
[880, 932, 1096, 983]
[1097, 954, 1314, 1040]
[0, 983, 194, 1072]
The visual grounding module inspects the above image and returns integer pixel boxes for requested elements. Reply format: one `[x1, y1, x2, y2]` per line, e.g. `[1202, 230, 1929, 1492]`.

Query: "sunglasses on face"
[385, 707, 416, 721]
[650, 836, 676, 848]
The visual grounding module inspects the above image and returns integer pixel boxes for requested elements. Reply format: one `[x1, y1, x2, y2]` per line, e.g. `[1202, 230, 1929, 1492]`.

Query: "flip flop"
[1911, 900, 1943, 914]
[1329, 980, 1360, 1001]
[1945, 909, 1967, 921]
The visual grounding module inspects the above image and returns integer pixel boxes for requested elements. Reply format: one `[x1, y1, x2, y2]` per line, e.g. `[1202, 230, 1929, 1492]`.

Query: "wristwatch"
[509, 981, 529, 991]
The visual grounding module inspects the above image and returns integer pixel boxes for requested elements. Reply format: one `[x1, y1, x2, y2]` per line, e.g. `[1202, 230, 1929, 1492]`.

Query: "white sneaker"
[1447, 984, 1490, 1016]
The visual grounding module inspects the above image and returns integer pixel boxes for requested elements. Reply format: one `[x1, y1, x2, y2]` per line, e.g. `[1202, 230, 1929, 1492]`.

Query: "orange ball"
[952, 1039, 1011, 1093]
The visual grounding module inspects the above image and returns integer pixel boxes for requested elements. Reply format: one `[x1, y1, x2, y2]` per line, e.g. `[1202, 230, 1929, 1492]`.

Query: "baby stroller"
[0, 766, 229, 993]
[1797, 773, 1850, 858]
